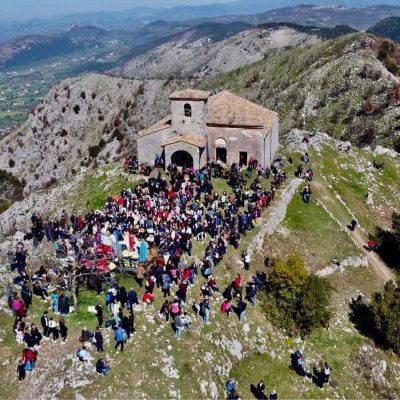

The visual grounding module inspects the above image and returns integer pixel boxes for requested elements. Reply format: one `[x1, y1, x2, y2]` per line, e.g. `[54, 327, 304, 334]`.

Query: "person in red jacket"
[234, 274, 241, 290]
[142, 291, 155, 304]
[367, 239, 376, 252]
[21, 348, 36, 371]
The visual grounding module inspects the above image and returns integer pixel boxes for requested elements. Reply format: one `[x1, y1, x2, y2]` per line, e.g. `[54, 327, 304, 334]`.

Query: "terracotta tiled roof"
[207, 91, 278, 130]
[169, 89, 211, 100]
[162, 134, 206, 148]
[140, 90, 278, 137]
[139, 114, 171, 136]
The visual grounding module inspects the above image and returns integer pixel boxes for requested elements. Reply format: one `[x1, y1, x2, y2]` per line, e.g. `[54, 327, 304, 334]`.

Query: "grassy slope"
[0, 144, 400, 399]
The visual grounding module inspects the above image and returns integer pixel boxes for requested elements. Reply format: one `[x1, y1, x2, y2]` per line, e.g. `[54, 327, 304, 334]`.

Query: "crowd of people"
[5, 153, 332, 395]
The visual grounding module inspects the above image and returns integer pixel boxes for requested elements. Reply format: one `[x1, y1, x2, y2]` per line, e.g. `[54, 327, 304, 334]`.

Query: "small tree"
[375, 212, 400, 269]
[89, 145, 100, 158]
[265, 255, 332, 336]
[369, 280, 400, 353]
[269, 254, 308, 303]
[296, 274, 332, 335]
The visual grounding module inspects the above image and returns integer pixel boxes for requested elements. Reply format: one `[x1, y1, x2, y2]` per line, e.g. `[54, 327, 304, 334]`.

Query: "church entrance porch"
[171, 150, 194, 168]
[162, 134, 206, 170]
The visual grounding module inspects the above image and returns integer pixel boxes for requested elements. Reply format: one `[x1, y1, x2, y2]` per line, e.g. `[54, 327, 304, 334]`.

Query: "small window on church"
[184, 103, 192, 118]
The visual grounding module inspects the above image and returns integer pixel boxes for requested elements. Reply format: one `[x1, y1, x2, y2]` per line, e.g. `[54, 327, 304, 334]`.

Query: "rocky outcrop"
[121, 27, 321, 80]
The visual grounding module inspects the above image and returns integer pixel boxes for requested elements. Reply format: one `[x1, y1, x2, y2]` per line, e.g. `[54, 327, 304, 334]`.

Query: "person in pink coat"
[220, 299, 232, 316]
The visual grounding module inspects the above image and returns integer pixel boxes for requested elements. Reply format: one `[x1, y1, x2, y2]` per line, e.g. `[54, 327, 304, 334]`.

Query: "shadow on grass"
[375, 226, 400, 271]
[348, 300, 389, 350]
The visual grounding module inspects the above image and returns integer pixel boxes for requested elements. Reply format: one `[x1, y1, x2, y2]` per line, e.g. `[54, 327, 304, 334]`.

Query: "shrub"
[264, 255, 332, 336]
[360, 128, 376, 145]
[89, 145, 100, 158]
[98, 138, 106, 150]
[80, 91, 86, 100]
[110, 128, 122, 141]
[44, 177, 57, 188]
[89, 139, 107, 158]
[73, 105, 80, 114]
[375, 212, 400, 269]
[114, 117, 122, 127]
[8, 159, 15, 168]
[137, 84, 145, 95]
[393, 136, 400, 153]
[296, 275, 332, 335]
[369, 281, 400, 353]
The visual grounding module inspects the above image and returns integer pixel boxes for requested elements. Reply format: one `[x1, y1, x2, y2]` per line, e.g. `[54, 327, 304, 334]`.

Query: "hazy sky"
[0, 0, 236, 21]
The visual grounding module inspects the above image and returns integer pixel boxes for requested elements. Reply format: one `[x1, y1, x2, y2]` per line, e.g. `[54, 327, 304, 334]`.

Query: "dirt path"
[313, 180, 395, 284]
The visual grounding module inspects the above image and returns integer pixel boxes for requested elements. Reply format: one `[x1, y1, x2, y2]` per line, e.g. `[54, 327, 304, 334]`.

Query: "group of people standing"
[8, 156, 290, 391]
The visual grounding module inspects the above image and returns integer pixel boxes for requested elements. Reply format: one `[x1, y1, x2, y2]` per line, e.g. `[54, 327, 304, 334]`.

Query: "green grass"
[67, 166, 143, 213]
[316, 143, 400, 232]
[270, 172, 359, 270]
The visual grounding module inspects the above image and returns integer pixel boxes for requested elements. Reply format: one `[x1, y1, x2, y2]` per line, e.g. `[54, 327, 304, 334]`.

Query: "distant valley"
[1, 3, 400, 134]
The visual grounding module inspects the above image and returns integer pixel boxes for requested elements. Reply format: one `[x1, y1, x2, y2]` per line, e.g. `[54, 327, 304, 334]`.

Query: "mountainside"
[1, 32, 400, 203]
[209, 32, 400, 147]
[368, 17, 400, 42]
[219, 4, 400, 31]
[2, 1, 400, 42]
[0, 20, 250, 132]
[0, 26, 117, 68]
[120, 25, 321, 80]
[0, 75, 184, 195]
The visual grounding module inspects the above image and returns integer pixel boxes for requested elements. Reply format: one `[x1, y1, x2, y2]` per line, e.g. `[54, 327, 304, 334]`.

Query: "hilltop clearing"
[0, 134, 399, 398]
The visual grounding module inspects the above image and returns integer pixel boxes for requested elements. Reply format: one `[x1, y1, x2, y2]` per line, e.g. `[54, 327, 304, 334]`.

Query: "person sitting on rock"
[96, 358, 111, 375]
[77, 346, 90, 362]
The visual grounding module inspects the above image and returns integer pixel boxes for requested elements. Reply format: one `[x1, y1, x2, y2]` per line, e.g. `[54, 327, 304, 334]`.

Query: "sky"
[0, 0, 235, 21]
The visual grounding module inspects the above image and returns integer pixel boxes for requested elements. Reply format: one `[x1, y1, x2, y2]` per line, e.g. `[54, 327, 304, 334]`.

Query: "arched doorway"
[215, 138, 227, 164]
[171, 150, 194, 168]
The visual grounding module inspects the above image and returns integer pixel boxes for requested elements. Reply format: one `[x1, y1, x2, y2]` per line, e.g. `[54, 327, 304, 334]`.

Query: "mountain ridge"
[368, 17, 400, 42]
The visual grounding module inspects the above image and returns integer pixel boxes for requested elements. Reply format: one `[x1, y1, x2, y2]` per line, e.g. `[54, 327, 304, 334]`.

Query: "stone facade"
[137, 89, 279, 169]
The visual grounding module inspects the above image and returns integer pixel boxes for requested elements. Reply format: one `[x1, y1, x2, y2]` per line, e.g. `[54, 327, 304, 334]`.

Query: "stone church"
[136, 89, 279, 169]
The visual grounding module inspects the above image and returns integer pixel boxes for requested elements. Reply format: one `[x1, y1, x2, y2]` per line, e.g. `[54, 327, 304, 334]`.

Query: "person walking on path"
[48, 317, 58, 341]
